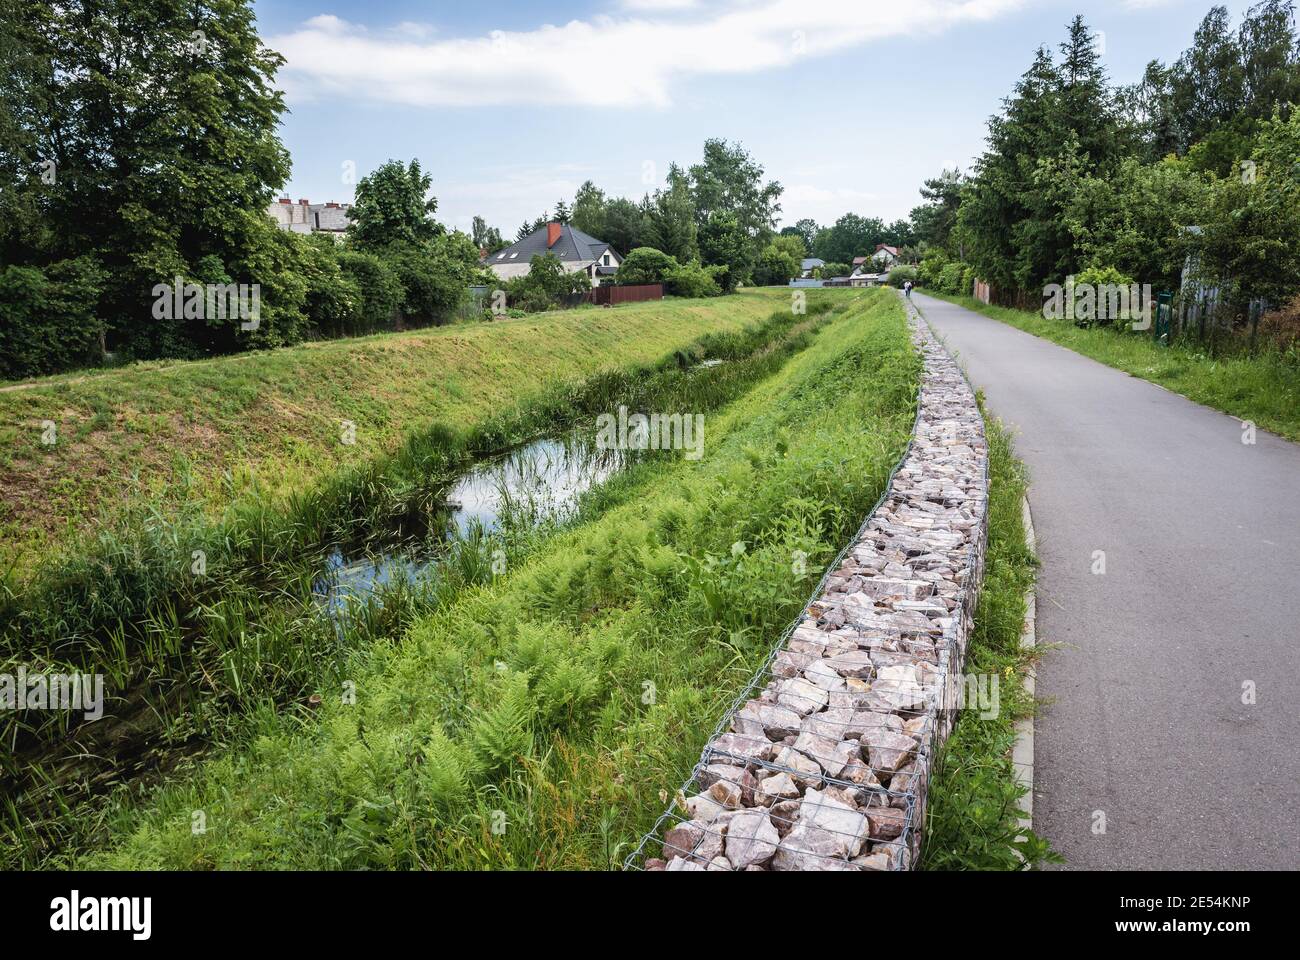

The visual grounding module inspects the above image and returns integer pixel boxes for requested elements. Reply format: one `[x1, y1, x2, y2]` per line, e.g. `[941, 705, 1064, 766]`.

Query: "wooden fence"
[970, 276, 1276, 350]
[587, 284, 663, 306]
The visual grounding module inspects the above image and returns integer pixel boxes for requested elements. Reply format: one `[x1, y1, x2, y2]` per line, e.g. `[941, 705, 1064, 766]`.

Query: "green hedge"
[664, 261, 722, 298]
[0, 258, 106, 380]
[336, 250, 404, 334]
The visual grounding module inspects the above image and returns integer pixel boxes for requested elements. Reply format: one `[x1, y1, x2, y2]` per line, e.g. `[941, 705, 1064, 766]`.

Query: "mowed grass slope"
[0, 291, 791, 561]
[923, 292, 1300, 442]
[78, 289, 921, 870]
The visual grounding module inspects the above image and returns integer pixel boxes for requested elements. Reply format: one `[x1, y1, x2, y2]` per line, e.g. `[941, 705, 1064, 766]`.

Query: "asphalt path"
[914, 291, 1300, 870]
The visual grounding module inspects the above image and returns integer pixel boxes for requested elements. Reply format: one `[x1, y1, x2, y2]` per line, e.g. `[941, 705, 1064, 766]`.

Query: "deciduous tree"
[348, 160, 443, 250]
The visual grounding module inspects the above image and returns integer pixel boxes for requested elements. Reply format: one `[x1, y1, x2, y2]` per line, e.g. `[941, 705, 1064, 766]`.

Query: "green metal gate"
[1154, 290, 1173, 345]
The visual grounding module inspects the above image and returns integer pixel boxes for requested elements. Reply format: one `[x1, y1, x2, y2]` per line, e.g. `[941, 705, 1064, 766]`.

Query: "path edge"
[1013, 495, 1037, 867]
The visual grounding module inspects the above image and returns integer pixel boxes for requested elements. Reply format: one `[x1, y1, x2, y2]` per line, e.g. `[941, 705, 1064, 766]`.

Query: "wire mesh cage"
[625, 296, 989, 872]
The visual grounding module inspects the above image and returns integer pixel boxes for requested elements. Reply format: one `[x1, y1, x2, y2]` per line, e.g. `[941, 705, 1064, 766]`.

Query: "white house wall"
[488, 250, 622, 286]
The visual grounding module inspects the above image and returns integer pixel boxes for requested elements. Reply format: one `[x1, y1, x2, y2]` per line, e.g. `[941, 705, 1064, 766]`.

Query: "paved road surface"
[914, 292, 1300, 870]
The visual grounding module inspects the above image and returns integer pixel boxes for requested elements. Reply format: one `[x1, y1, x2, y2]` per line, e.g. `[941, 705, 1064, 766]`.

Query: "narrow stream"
[314, 431, 631, 617]
[315, 353, 737, 617]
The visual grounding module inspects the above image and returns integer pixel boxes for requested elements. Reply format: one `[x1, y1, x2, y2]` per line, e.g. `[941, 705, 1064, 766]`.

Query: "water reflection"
[315, 432, 628, 618]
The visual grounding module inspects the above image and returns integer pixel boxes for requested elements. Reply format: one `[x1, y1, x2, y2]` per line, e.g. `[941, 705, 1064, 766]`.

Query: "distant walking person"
[904, 280, 913, 298]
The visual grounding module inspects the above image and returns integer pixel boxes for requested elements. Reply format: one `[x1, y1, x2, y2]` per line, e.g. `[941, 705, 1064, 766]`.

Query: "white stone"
[725, 810, 780, 869]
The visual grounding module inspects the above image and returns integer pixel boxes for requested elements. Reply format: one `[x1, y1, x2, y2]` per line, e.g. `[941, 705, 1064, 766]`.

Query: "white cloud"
[438, 164, 600, 234]
[270, 1, 1025, 109]
[390, 22, 438, 40]
[620, 0, 700, 10]
[780, 183, 880, 227]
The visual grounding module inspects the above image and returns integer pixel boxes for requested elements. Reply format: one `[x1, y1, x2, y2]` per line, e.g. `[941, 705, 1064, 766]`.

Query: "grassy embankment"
[923, 291, 1300, 442]
[65, 288, 923, 869]
[0, 290, 793, 565]
[0, 288, 862, 867]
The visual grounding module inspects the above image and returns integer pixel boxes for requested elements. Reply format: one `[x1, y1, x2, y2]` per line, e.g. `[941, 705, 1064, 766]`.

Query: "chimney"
[547, 221, 562, 248]
[299, 198, 309, 205]
[325, 202, 339, 208]
[278, 198, 291, 204]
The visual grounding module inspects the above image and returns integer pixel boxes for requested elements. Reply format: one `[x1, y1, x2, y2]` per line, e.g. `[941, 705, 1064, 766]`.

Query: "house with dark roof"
[484, 222, 622, 286]
[800, 257, 826, 278]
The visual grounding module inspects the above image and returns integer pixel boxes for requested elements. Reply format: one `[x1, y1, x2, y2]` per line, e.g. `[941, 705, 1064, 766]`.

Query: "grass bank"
[0, 290, 791, 563]
[65, 289, 920, 869]
[3, 292, 853, 867]
[921, 413, 1058, 869]
[923, 291, 1300, 442]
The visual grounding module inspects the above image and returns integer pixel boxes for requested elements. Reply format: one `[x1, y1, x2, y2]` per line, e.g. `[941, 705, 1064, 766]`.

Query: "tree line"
[484, 139, 932, 295]
[0, 1, 495, 379]
[910, 4, 1300, 340]
[0, 0, 925, 380]
[479, 139, 795, 293]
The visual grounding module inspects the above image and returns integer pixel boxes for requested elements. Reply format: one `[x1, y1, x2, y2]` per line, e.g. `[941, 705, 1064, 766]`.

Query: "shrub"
[918, 250, 950, 288]
[293, 234, 361, 338]
[707, 264, 734, 293]
[615, 247, 679, 285]
[1075, 265, 1135, 288]
[1073, 265, 1138, 327]
[753, 241, 803, 286]
[225, 214, 312, 352]
[937, 262, 965, 293]
[888, 265, 919, 288]
[505, 281, 554, 314]
[386, 233, 477, 326]
[1259, 293, 1300, 357]
[0, 257, 106, 379]
[151, 212, 314, 357]
[336, 250, 404, 334]
[535, 253, 592, 302]
[664, 261, 721, 298]
[506, 253, 592, 312]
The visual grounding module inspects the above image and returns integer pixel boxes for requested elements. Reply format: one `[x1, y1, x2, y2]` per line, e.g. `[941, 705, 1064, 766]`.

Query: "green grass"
[0, 291, 794, 564]
[51, 288, 921, 870]
[921, 412, 1059, 870]
[923, 291, 1300, 442]
[2, 293, 857, 867]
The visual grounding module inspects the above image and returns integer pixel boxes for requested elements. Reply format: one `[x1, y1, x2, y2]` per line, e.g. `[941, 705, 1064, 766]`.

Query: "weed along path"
[912, 291, 1300, 870]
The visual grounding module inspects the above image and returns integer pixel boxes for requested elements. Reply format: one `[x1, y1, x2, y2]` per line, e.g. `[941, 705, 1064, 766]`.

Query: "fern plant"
[468, 672, 535, 775]
[420, 727, 477, 811]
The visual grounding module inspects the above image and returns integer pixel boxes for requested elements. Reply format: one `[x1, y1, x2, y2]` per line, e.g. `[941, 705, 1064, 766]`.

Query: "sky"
[254, 0, 1257, 237]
